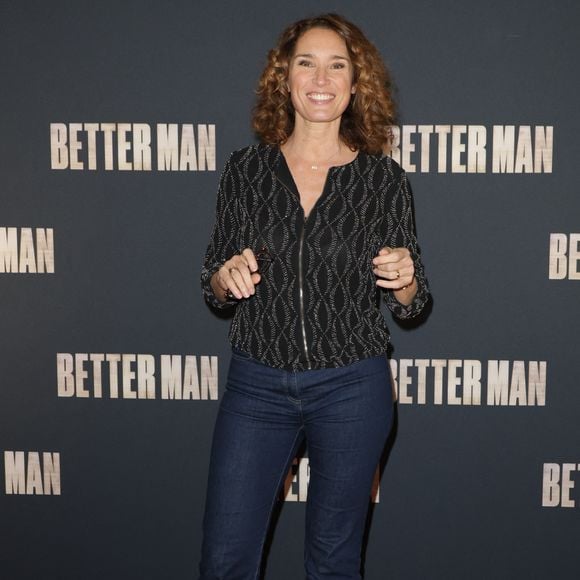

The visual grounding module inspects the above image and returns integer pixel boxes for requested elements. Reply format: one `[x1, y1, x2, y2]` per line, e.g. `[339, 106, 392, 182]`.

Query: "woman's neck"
[283, 118, 346, 159]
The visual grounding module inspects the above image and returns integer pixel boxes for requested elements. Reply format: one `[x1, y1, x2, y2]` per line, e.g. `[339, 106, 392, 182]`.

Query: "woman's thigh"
[303, 355, 393, 485]
[200, 352, 304, 577]
[301, 356, 393, 576]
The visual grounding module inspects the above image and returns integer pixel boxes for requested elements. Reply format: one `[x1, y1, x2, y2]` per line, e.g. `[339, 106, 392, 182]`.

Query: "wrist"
[211, 270, 229, 302]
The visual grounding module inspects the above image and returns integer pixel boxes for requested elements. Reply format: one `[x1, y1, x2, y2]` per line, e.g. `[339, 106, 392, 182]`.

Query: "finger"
[217, 265, 240, 300]
[242, 248, 259, 273]
[374, 258, 413, 275]
[228, 267, 248, 298]
[219, 264, 243, 300]
[375, 267, 414, 288]
[232, 255, 257, 295]
[373, 248, 410, 266]
[375, 276, 414, 290]
[373, 264, 414, 281]
[221, 250, 262, 299]
[373, 257, 413, 274]
[373, 248, 395, 266]
[222, 253, 251, 295]
[229, 263, 254, 298]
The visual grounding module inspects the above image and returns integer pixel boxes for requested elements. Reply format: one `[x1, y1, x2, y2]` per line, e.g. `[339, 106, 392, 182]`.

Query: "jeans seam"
[253, 426, 304, 580]
[286, 373, 304, 420]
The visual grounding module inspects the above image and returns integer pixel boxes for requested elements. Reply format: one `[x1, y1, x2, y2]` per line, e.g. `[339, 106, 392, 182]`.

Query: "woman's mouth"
[306, 92, 335, 102]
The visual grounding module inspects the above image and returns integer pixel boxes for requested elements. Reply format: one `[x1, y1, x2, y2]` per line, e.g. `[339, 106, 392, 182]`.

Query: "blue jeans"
[199, 349, 393, 580]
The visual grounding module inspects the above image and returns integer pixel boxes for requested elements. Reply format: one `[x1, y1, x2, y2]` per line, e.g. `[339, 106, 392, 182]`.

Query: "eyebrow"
[293, 53, 350, 61]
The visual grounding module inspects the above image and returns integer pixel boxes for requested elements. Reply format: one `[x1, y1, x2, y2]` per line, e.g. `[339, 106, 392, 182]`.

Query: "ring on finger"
[395, 270, 400, 279]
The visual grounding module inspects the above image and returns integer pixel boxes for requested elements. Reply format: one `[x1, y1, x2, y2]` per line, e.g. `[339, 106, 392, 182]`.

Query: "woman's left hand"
[372, 246, 415, 290]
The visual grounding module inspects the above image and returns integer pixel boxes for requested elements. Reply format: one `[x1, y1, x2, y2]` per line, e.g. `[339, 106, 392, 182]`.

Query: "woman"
[199, 13, 429, 580]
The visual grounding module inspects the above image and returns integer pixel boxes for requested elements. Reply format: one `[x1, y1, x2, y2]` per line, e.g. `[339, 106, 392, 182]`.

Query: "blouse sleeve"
[200, 154, 241, 309]
[381, 168, 431, 319]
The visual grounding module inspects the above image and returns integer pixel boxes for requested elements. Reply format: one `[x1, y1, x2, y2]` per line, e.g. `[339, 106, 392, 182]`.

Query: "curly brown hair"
[252, 13, 396, 155]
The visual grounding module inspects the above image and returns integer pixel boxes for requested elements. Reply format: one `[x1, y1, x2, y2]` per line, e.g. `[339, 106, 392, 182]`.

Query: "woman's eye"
[298, 60, 313, 67]
[331, 62, 346, 69]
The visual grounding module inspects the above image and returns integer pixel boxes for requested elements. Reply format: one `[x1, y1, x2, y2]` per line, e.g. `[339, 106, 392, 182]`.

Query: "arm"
[200, 155, 240, 309]
[374, 169, 430, 319]
[200, 154, 262, 307]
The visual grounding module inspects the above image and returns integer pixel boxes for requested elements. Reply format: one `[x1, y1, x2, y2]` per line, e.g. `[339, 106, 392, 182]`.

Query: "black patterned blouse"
[201, 144, 430, 371]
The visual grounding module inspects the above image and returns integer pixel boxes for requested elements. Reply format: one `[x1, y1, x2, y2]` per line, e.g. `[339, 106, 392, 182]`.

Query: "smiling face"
[287, 27, 356, 129]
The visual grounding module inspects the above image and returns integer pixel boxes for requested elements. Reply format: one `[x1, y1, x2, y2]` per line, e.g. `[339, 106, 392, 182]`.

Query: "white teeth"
[307, 93, 334, 101]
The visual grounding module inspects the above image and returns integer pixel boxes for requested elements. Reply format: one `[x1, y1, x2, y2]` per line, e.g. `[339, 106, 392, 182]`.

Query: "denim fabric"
[199, 349, 393, 580]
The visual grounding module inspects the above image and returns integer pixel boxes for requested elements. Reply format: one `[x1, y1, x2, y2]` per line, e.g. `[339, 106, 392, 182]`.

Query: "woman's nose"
[314, 67, 328, 85]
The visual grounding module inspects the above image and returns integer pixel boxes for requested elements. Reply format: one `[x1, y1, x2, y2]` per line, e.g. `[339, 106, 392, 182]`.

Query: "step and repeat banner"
[1, 1, 578, 579]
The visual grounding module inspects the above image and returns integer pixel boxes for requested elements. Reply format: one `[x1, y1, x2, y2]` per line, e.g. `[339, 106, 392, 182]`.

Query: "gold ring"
[396, 270, 400, 279]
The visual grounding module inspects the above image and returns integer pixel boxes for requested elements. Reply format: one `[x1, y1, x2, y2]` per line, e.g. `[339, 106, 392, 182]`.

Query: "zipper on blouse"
[297, 215, 312, 369]
[274, 173, 312, 369]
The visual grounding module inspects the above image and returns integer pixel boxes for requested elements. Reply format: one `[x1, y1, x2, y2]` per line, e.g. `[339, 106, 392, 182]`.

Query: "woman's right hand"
[212, 248, 261, 301]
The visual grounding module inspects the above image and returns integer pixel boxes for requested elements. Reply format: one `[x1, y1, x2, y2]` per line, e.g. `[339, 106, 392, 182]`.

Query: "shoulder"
[356, 152, 406, 187]
[366, 152, 405, 179]
[226, 143, 278, 167]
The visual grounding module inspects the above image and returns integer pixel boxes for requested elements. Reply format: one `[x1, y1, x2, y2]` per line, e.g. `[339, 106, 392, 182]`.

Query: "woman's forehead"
[293, 27, 349, 57]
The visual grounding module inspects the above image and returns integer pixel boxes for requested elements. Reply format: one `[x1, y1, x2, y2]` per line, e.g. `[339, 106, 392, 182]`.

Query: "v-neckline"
[276, 149, 359, 219]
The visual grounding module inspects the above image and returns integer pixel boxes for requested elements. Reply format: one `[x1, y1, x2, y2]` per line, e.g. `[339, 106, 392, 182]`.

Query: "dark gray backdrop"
[1, 1, 578, 578]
